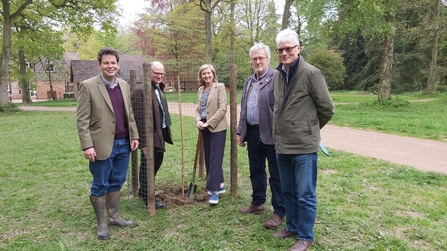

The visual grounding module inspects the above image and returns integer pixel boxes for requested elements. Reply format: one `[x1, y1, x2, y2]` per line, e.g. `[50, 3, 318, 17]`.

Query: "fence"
[128, 62, 239, 216]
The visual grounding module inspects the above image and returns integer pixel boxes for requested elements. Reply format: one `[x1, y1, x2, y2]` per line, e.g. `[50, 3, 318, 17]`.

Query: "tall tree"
[132, 1, 204, 63]
[281, 0, 295, 29]
[0, 0, 33, 104]
[194, 0, 223, 62]
[0, 0, 119, 104]
[337, 0, 403, 100]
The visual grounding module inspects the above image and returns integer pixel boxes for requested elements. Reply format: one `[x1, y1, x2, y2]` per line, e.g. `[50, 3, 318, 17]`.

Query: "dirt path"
[21, 103, 447, 175]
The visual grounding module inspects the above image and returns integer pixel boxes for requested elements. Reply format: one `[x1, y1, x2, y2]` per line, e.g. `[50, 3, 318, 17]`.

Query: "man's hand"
[131, 140, 139, 151]
[83, 147, 97, 162]
[237, 135, 246, 147]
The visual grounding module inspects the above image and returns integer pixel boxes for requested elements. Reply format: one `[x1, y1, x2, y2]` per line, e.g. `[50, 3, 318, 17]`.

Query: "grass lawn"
[1, 109, 446, 250]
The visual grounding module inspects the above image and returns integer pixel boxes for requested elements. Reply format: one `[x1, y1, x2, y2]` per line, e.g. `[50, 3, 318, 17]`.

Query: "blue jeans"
[276, 152, 318, 241]
[89, 138, 131, 196]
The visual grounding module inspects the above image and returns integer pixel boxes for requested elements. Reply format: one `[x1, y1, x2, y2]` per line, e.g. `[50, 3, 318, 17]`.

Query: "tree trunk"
[378, 12, 395, 101]
[49, 66, 55, 100]
[427, 0, 441, 94]
[203, 0, 213, 62]
[0, 3, 13, 104]
[281, 0, 295, 30]
[0, 0, 33, 104]
[19, 48, 32, 104]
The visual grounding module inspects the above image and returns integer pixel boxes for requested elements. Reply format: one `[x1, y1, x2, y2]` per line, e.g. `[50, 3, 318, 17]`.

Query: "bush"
[436, 85, 447, 93]
[358, 97, 410, 110]
[0, 103, 20, 114]
[306, 49, 347, 90]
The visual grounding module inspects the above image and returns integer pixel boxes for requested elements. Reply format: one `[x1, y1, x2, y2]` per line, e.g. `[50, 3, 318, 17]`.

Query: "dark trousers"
[201, 128, 226, 192]
[246, 125, 285, 218]
[138, 150, 164, 202]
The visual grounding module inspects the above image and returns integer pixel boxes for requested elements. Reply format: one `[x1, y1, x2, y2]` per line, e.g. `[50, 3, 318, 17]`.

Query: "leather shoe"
[238, 203, 267, 214]
[264, 214, 283, 229]
[155, 200, 166, 209]
[289, 240, 313, 251]
[273, 229, 297, 239]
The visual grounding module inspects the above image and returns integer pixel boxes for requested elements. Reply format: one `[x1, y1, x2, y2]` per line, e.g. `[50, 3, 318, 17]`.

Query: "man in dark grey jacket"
[237, 42, 285, 230]
[271, 29, 334, 251]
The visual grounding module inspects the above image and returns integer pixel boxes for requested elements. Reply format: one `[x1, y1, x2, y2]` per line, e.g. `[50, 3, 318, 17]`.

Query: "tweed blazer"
[131, 82, 173, 152]
[237, 68, 276, 145]
[195, 82, 228, 133]
[76, 74, 139, 160]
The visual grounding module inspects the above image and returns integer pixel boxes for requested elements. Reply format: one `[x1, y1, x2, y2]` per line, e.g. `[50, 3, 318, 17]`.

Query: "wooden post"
[130, 70, 138, 196]
[229, 63, 238, 196]
[143, 63, 156, 216]
[229, 1, 238, 196]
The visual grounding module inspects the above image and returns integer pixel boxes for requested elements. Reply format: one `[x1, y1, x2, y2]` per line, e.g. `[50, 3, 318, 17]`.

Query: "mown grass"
[330, 95, 447, 140]
[0, 111, 446, 250]
[24, 92, 447, 141]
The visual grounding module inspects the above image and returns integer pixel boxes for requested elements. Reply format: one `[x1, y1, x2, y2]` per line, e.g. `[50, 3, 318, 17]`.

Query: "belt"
[248, 124, 259, 128]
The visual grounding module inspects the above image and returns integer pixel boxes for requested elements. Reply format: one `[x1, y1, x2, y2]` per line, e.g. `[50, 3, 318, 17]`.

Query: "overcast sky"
[117, 0, 285, 26]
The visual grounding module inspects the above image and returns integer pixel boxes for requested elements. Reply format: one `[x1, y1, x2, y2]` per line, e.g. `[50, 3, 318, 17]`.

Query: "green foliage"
[306, 49, 346, 90]
[0, 103, 20, 114]
[436, 85, 447, 93]
[358, 96, 410, 109]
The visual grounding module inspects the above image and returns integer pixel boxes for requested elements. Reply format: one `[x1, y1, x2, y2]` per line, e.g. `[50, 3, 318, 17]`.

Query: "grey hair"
[249, 42, 271, 64]
[276, 28, 300, 46]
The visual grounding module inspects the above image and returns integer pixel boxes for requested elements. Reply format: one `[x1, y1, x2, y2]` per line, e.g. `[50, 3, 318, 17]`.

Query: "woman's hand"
[197, 121, 209, 130]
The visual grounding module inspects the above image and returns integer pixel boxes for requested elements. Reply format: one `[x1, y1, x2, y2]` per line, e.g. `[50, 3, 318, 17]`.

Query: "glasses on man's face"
[251, 56, 266, 62]
[151, 70, 165, 77]
[276, 45, 299, 54]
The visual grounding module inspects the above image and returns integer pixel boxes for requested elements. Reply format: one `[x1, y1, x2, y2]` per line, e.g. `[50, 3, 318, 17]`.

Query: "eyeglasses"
[276, 45, 299, 54]
[151, 70, 165, 77]
[251, 57, 266, 62]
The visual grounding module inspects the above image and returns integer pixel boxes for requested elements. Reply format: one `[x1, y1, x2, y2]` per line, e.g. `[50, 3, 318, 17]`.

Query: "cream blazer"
[195, 82, 228, 133]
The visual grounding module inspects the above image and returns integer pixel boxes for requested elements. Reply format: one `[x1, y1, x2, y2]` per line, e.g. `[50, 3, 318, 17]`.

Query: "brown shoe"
[289, 240, 313, 251]
[264, 214, 283, 229]
[238, 203, 267, 214]
[273, 228, 297, 239]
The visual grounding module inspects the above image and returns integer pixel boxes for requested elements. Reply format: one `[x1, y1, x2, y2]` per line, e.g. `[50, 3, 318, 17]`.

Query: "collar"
[253, 70, 268, 82]
[101, 74, 119, 89]
[277, 55, 301, 75]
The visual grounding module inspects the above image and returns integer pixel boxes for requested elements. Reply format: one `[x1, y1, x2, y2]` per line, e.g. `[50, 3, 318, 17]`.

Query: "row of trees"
[127, 0, 447, 100]
[0, 0, 120, 104]
[1, 0, 446, 104]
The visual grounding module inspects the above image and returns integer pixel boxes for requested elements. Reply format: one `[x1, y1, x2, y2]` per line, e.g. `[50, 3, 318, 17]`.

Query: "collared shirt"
[246, 71, 267, 125]
[200, 88, 210, 120]
[101, 74, 118, 89]
[154, 84, 167, 128]
[281, 65, 289, 86]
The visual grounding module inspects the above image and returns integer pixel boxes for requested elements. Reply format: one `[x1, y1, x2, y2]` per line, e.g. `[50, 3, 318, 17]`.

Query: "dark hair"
[97, 48, 119, 63]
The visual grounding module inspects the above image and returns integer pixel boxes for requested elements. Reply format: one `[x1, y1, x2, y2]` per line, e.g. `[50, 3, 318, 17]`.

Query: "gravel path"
[21, 103, 447, 175]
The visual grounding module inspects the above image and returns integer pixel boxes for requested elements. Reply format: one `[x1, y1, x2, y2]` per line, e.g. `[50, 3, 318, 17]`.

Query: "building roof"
[70, 59, 146, 84]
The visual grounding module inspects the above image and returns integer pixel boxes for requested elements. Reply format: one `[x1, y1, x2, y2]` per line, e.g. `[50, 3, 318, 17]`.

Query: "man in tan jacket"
[76, 48, 139, 240]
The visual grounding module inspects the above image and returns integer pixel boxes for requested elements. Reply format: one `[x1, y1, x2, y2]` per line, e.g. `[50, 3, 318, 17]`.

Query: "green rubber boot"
[106, 191, 135, 227]
[90, 195, 110, 240]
